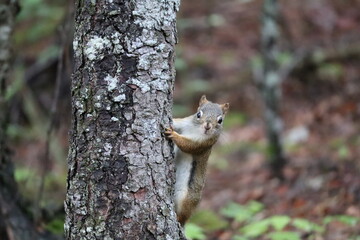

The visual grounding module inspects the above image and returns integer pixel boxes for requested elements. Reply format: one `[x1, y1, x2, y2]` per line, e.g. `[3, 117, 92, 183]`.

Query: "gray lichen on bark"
[65, 0, 184, 239]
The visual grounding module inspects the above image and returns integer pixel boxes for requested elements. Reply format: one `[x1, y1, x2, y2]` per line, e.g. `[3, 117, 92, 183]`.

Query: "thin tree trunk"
[260, 0, 286, 178]
[65, 0, 184, 239]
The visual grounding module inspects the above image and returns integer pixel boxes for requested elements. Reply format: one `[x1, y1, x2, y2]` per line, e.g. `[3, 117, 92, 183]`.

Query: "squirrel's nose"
[204, 123, 211, 130]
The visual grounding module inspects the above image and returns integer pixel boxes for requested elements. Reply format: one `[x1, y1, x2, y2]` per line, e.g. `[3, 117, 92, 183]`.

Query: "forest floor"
[200, 126, 360, 239]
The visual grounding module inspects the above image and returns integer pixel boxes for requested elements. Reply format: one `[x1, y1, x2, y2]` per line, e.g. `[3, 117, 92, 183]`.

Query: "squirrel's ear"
[221, 103, 229, 114]
[199, 95, 208, 106]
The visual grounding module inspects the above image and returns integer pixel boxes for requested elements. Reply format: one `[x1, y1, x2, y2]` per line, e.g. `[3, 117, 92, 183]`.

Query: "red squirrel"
[165, 95, 229, 225]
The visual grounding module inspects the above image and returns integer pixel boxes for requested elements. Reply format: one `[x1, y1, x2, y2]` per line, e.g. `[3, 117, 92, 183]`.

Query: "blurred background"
[5, 0, 360, 239]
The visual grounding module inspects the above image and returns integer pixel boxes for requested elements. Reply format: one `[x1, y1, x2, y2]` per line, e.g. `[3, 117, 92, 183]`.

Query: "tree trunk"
[65, 0, 184, 239]
[260, 0, 286, 178]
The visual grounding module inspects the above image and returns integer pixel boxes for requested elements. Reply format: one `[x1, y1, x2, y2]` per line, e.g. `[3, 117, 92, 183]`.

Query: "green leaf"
[267, 231, 301, 240]
[221, 202, 253, 223]
[268, 215, 291, 231]
[221, 201, 264, 223]
[292, 218, 312, 231]
[189, 209, 228, 232]
[338, 215, 359, 226]
[292, 218, 323, 232]
[232, 235, 249, 240]
[323, 216, 334, 225]
[324, 215, 359, 226]
[240, 219, 270, 238]
[324, 216, 334, 225]
[184, 223, 206, 240]
[246, 201, 264, 214]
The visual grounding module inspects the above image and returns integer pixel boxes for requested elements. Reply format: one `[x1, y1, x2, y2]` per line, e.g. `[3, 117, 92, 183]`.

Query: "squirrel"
[165, 95, 229, 226]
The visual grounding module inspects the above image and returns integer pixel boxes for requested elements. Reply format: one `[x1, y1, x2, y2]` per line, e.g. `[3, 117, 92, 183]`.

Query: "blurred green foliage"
[223, 112, 247, 129]
[221, 201, 264, 223]
[15, 166, 66, 235]
[276, 51, 294, 67]
[5, 64, 25, 101]
[317, 63, 343, 81]
[330, 138, 351, 160]
[208, 14, 226, 27]
[267, 216, 291, 231]
[323, 215, 360, 226]
[173, 103, 191, 117]
[45, 218, 64, 234]
[184, 201, 360, 240]
[183, 79, 212, 97]
[267, 231, 300, 240]
[15, 0, 65, 44]
[15, 167, 66, 205]
[38, 44, 60, 63]
[14, 167, 34, 182]
[185, 223, 206, 240]
[189, 209, 228, 232]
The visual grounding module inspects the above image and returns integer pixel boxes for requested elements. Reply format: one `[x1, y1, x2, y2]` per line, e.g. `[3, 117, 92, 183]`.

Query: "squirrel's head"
[193, 95, 229, 137]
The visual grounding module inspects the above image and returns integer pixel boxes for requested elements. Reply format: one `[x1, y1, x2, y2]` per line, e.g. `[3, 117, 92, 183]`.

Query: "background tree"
[64, 0, 185, 239]
[258, 0, 286, 178]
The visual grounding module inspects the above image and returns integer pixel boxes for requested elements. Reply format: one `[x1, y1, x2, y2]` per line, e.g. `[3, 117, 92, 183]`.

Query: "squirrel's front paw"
[164, 127, 175, 138]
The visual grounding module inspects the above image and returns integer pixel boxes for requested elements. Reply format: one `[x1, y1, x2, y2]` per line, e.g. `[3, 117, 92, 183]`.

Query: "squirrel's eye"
[197, 111, 203, 119]
[217, 116, 223, 124]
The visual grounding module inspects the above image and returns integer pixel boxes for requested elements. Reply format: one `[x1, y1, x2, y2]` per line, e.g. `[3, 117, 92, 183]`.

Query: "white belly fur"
[174, 146, 192, 213]
[173, 117, 208, 213]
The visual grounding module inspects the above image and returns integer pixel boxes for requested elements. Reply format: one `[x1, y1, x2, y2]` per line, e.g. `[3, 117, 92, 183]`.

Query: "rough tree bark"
[64, 0, 185, 239]
[260, 0, 286, 178]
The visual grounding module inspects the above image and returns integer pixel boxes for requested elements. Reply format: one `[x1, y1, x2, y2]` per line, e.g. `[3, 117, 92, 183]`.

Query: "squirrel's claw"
[164, 127, 174, 138]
